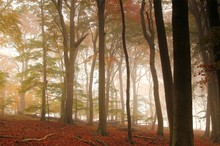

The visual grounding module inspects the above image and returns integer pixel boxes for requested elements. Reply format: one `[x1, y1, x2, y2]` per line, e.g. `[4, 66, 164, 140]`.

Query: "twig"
[21, 133, 55, 142]
[95, 138, 108, 146]
[74, 136, 96, 146]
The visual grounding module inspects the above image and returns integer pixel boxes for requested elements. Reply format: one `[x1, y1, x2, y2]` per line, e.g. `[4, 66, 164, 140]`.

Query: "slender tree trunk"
[131, 68, 137, 125]
[88, 53, 97, 125]
[172, 0, 194, 145]
[96, 0, 107, 136]
[119, 0, 134, 144]
[209, 75, 219, 142]
[60, 76, 66, 121]
[106, 68, 111, 120]
[189, 0, 212, 138]
[153, 0, 173, 141]
[204, 91, 211, 137]
[0, 89, 5, 115]
[140, 0, 163, 136]
[88, 29, 98, 125]
[118, 58, 125, 125]
[40, 0, 47, 121]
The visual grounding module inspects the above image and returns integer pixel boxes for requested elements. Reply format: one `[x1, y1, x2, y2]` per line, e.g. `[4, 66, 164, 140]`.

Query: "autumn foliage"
[0, 115, 219, 146]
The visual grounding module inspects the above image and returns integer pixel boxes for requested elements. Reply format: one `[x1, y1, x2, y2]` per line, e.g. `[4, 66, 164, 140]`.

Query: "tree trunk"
[189, 0, 212, 138]
[131, 68, 137, 125]
[53, 0, 88, 124]
[119, 0, 134, 144]
[149, 43, 164, 136]
[88, 53, 97, 125]
[140, 0, 163, 136]
[206, 0, 220, 143]
[118, 58, 125, 125]
[88, 29, 98, 125]
[204, 89, 211, 137]
[40, 0, 47, 121]
[172, 0, 194, 145]
[106, 67, 111, 120]
[153, 0, 173, 141]
[96, 0, 107, 136]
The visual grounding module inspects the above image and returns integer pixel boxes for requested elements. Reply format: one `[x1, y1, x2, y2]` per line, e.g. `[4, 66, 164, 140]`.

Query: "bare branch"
[21, 133, 55, 142]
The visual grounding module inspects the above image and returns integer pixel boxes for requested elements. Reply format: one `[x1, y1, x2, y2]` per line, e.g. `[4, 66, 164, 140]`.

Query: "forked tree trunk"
[140, 0, 164, 136]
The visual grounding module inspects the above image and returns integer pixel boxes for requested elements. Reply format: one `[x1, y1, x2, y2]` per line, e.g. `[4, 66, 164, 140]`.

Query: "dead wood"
[21, 133, 55, 142]
[0, 135, 15, 138]
[134, 135, 154, 141]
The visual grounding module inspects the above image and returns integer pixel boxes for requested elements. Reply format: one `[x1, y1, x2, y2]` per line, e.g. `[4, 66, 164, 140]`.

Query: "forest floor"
[0, 115, 219, 146]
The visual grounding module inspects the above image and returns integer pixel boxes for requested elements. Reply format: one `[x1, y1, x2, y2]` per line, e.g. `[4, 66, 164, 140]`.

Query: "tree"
[88, 28, 98, 125]
[96, 0, 108, 136]
[153, 0, 174, 143]
[40, 0, 47, 121]
[52, 0, 88, 124]
[172, 0, 194, 145]
[140, 0, 164, 136]
[206, 0, 220, 143]
[119, 0, 134, 144]
[189, 0, 212, 138]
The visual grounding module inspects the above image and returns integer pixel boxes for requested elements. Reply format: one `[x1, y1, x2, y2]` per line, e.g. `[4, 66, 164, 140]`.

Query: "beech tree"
[140, 0, 164, 136]
[172, 0, 194, 145]
[52, 0, 88, 124]
[206, 0, 220, 143]
[119, 0, 134, 144]
[153, 0, 174, 142]
[96, 0, 108, 136]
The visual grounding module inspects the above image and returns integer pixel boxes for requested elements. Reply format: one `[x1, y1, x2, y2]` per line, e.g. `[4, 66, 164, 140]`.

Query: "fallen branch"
[0, 135, 15, 138]
[21, 133, 55, 142]
[95, 138, 108, 146]
[134, 135, 154, 141]
[74, 136, 96, 146]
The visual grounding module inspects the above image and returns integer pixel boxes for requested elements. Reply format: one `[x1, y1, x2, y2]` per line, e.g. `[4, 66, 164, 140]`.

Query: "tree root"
[74, 136, 96, 146]
[94, 138, 108, 146]
[21, 133, 55, 142]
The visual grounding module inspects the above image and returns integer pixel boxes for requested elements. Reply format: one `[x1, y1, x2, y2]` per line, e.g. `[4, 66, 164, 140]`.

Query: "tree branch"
[21, 133, 55, 142]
